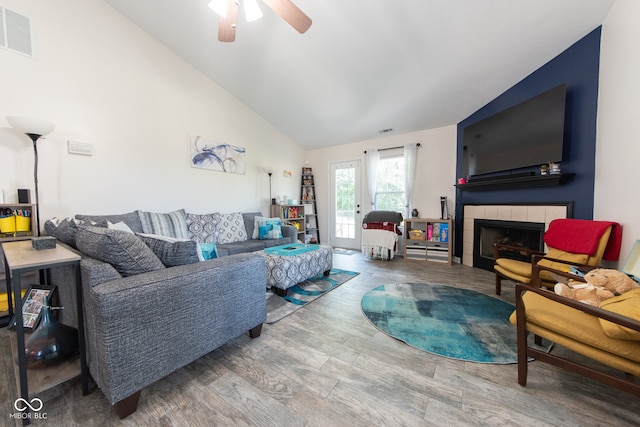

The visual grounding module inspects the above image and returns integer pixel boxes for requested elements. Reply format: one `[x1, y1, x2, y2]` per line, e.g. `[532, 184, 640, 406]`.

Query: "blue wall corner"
[454, 27, 602, 258]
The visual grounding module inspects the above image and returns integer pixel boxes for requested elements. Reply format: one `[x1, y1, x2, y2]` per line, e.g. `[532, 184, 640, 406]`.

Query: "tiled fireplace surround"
[462, 204, 569, 267]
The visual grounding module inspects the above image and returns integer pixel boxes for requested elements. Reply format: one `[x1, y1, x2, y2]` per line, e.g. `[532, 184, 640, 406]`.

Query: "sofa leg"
[249, 323, 263, 338]
[323, 269, 331, 276]
[114, 390, 141, 419]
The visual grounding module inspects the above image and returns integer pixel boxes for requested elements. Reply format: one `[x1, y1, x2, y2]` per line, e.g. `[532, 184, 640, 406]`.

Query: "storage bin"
[15, 215, 31, 233]
[0, 215, 16, 234]
[0, 289, 27, 313]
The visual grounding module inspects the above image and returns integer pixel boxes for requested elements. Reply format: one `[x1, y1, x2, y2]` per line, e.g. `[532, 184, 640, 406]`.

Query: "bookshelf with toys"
[404, 218, 452, 265]
[301, 167, 319, 244]
[271, 204, 306, 243]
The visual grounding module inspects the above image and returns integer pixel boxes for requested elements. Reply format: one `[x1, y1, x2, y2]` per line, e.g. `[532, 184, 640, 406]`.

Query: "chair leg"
[517, 336, 528, 386]
[495, 273, 502, 295]
[514, 286, 528, 386]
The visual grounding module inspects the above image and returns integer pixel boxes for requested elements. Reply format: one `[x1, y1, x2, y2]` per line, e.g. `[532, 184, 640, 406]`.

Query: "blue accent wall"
[454, 27, 602, 258]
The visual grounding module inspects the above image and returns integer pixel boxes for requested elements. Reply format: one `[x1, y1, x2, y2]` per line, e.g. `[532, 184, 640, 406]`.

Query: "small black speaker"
[18, 189, 31, 203]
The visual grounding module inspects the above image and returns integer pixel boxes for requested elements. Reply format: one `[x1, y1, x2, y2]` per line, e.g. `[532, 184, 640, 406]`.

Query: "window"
[374, 153, 405, 213]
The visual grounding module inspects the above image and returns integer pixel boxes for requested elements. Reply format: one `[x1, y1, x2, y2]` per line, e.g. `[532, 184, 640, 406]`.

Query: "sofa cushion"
[599, 289, 640, 341]
[257, 237, 292, 248]
[44, 217, 83, 248]
[138, 209, 189, 239]
[217, 212, 248, 244]
[217, 240, 265, 255]
[252, 216, 283, 240]
[75, 226, 165, 277]
[185, 212, 220, 243]
[242, 212, 262, 240]
[137, 233, 200, 267]
[75, 211, 143, 233]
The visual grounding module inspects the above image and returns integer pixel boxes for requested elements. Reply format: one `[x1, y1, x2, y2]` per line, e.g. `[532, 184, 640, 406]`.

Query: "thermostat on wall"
[68, 140, 94, 156]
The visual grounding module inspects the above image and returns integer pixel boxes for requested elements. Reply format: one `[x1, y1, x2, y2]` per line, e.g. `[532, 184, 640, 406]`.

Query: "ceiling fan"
[209, 0, 312, 42]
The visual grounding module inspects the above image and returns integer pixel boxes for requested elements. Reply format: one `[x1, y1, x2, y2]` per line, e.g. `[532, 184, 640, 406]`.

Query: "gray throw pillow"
[75, 225, 165, 277]
[137, 233, 200, 267]
[137, 209, 189, 239]
[185, 212, 220, 243]
[44, 217, 83, 248]
[75, 212, 143, 233]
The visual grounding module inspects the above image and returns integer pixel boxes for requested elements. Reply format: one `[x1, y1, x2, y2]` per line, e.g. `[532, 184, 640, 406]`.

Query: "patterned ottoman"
[260, 244, 333, 296]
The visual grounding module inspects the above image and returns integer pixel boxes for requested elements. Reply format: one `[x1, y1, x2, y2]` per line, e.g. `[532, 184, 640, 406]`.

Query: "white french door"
[329, 160, 361, 249]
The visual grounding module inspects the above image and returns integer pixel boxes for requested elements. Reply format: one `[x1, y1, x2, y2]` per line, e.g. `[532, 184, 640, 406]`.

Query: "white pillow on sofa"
[216, 212, 247, 244]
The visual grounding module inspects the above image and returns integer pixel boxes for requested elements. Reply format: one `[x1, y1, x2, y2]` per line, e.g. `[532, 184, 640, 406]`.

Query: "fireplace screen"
[474, 219, 545, 272]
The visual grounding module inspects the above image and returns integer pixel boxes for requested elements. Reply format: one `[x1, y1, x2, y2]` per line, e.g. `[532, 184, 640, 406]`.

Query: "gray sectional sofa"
[45, 209, 295, 418]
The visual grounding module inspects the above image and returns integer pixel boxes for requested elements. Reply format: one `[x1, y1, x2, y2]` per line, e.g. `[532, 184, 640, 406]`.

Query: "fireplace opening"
[473, 219, 545, 272]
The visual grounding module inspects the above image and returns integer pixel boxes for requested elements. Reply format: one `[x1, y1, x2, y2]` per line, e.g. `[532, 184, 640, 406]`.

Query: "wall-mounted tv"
[462, 84, 566, 178]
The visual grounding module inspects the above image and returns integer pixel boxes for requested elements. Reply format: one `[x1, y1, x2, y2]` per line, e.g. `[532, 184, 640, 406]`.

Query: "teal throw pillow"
[198, 243, 218, 260]
[256, 217, 283, 240]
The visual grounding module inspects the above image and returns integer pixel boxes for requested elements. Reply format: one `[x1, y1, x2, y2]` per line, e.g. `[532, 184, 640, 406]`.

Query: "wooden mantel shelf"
[456, 173, 575, 192]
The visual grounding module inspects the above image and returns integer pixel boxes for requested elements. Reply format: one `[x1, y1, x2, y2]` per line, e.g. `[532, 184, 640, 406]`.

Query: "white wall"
[305, 126, 457, 246]
[2, 0, 634, 263]
[0, 0, 304, 225]
[596, 0, 640, 265]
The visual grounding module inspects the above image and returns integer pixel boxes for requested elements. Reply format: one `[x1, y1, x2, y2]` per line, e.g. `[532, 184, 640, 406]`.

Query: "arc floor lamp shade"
[6, 116, 56, 237]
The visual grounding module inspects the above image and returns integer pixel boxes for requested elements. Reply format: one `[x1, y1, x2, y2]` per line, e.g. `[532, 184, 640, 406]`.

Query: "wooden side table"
[2, 240, 88, 425]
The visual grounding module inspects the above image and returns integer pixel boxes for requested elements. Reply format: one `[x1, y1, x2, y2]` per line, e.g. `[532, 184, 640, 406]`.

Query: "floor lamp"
[263, 167, 274, 204]
[6, 116, 56, 238]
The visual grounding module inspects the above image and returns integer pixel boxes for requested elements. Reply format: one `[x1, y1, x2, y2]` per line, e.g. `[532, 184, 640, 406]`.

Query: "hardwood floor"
[2, 253, 639, 426]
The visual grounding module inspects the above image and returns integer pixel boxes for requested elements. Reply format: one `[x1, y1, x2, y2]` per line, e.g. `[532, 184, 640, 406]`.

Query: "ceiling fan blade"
[218, 1, 239, 42]
[261, 0, 312, 34]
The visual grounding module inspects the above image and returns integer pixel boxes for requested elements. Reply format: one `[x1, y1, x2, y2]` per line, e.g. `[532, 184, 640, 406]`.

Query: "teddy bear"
[554, 268, 639, 306]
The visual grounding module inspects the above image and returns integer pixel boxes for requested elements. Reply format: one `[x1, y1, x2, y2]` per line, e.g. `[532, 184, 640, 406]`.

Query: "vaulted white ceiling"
[103, 0, 614, 149]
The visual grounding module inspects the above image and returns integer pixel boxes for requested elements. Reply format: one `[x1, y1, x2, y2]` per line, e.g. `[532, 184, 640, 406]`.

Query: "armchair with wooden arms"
[494, 219, 618, 295]
[510, 261, 640, 397]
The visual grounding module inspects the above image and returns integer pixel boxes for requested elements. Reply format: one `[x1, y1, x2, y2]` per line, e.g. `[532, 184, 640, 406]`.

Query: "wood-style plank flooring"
[2, 252, 639, 426]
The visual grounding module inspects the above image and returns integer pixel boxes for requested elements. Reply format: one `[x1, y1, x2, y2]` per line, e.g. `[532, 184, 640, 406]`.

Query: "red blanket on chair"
[543, 219, 622, 261]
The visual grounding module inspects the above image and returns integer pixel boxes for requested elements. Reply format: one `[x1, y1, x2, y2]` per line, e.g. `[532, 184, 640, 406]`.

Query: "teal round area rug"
[361, 282, 519, 364]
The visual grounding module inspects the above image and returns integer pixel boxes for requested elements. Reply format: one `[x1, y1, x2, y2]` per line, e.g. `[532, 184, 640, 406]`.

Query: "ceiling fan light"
[244, 0, 263, 22]
[208, 0, 229, 18]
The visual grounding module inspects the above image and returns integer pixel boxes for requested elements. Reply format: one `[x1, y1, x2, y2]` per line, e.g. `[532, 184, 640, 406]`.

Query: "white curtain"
[404, 143, 418, 218]
[365, 148, 379, 209]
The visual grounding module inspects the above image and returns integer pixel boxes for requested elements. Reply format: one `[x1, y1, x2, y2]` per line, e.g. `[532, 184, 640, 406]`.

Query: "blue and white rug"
[361, 282, 521, 364]
[266, 269, 359, 324]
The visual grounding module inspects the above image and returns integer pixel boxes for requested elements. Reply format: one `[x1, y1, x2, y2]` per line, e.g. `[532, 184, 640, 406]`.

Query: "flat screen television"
[462, 84, 566, 178]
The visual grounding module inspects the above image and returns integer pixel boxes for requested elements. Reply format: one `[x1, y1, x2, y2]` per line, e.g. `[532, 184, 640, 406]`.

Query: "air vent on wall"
[1, 6, 33, 57]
